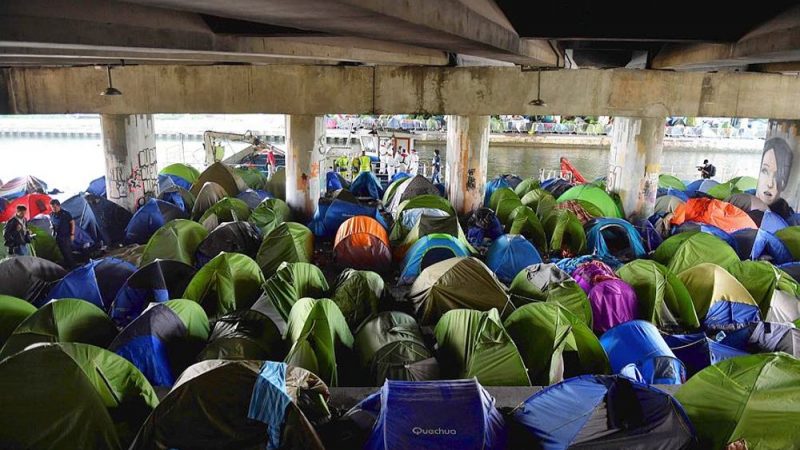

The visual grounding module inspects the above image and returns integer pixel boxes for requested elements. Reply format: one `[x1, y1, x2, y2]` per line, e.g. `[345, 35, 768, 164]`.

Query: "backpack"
[708, 164, 716, 177]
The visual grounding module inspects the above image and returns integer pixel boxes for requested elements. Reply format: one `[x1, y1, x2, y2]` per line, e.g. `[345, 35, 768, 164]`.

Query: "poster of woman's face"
[757, 137, 793, 206]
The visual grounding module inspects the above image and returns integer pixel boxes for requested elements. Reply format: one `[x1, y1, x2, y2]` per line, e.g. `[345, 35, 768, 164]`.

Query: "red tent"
[560, 157, 587, 183]
[0, 194, 52, 221]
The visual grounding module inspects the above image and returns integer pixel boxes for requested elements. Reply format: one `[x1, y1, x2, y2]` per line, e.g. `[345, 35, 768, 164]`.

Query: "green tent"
[382, 176, 408, 206]
[256, 222, 314, 277]
[140, 219, 208, 266]
[160, 163, 200, 185]
[0, 223, 63, 263]
[708, 176, 758, 200]
[0, 299, 118, 358]
[776, 226, 800, 260]
[331, 269, 384, 329]
[394, 214, 474, 260]
[394, 194, 454, 220]
[0, 295, 36, 346]
[159, 299, 210, 343]
[677, 263, 757, 320]
[284, 298, 353, 386]
[408, 257, 514, 326]
[249, 197, 292, 235]
[496, 197, 524, 225]
[514, 178, 540, 198]
[190, 162, 248, 197]
[263, 262, 330, 320]
[390, 195, 455, 243]
[507, 205, 547, 253]
[198, 197, 252, 225]
[654, 231, 740, 274]
[161, 186, 196, 213]
[658, 174, 687, 191]
[353, 311, 437, 386]
[191, 181, 228, 220]
[616, 260, 700, 332]
[234, 167, 268, 190]
[504, 302, 609, 385]
[543, 209, 586, 257]
[675, 353, 800, 449]
[654, 195, 685, 216]
[107, 243, 145, 267]
[435, 308, 530, 386]
[182, 252, 266, 319]
[508, 263, 592, 327]
[488, 187, 519, 211]
[265, 166, 286, 201]
[0, 342, 159, 449]
[521, 188, 556, 220]
[727, 260, 800, 322]
[197, 309, 284, 361]
[557, 185, 623, 218]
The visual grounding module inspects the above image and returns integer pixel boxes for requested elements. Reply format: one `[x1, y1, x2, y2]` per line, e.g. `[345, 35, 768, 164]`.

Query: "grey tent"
[197, 309, 285, 361]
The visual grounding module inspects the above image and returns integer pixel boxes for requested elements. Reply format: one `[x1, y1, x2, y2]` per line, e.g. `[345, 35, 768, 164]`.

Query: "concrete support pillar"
[445, 115, 490, 215]
[101, 114, 157, 212]
[607, 116, 665, 219]
[285, 115, 325, 219]
[757, 120, 800, 211]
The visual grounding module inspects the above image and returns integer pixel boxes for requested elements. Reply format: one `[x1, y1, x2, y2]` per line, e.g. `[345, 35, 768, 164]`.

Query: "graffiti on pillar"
[106, 146, 158, 209]
[756, 137, 794, 211]
[637, 171, 659, 219]
[606, 165, 622, 193]
[466, 168, 476, 190]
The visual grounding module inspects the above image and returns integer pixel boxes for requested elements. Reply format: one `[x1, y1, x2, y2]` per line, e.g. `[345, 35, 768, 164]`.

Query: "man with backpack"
[3, 205, 32, 256]
[698, 159, 716, 179]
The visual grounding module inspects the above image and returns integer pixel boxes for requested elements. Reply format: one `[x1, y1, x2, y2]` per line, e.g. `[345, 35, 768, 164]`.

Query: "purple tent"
[572, 261, 618, 294]
[589, 279, 638, 334]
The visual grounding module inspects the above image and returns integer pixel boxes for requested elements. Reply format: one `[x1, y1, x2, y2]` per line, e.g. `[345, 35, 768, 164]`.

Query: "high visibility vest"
[359, 155, 372, 172]
[336, 156, 350, 173]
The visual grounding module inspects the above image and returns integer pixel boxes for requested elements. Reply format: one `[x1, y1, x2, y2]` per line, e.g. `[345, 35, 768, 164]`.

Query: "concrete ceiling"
[0, 0, 799, 73]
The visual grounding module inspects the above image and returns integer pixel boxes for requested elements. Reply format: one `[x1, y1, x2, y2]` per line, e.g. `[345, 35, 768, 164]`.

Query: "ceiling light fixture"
[100, 65, 122, 96]
[529, 68, 546, 107]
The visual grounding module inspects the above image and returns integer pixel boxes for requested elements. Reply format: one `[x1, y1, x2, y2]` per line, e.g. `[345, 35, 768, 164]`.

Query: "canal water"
[0, 136, 762, 197]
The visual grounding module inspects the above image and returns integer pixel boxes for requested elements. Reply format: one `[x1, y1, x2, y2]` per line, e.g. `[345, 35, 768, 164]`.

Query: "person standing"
[431, 149, 442, 184]
[698, 159, 715, 179]
[408, 149, 420, 176]
[358, 150, 372, 173]
[3, 205, 32, 256]
[49, 199, 75, 269]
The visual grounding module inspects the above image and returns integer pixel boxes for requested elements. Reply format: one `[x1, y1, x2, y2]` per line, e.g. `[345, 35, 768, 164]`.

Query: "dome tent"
[398, 233, 470, 285]
[435, 308, 530, 386]
[331, 269, 384, 329]
[671, 197, 757, 234]
[197, 309, 284, 362]
[408, 257, 514, 326]
[557, 185, 623, 218]
[62, 193, 133, 247]
[260, 261, 330, 321]
[727, 260, 800, 323]
[504, 302, 610, 385]
[124, 199, 187, 245]
[353, 311, 437, 386]
[508, 263, 592, 327]
[249, 197, 291, 234]
[195, 221, 262, 267]
[257, 222, 314, 276]
[510, 375, 696, 450]
[506, 205, 547, 253]
[658, 173, 687, 191]
[585, 218, 647, 263]
[0, 295, 36, 347]
[663, 332, 748, 377]
[543, 210, 587, 258]
[131, 360, 329, 450]
[677, 263, 758, 322]
[654, 194, 685, 216]
[393, 213, 471, 261]
[485, 234, 543, 284]
[0, 256, 66, 302]
[0, 343, 159, 449]
[386, 175, 441, 213]
[158, 185, 196, 214]
[191, 181, 229, 220]
[140, 219, 208, 266]
[160, 163, 200, 188]
[653, 231, 740, 274]
[1, 298, 118, 358]
[616, 259, 700, 332]
[521, 188, 556, 220]
[46, 257, 137, 311]
[731, 227, 793, 264]
[198, 197, 252, 227]
[109, 299, 209, 387]
[182, 252, 265, 320]
[587, 278, 638, 334]
[600, 320, 686, 384]
[350, 170, 384, 199]
[190, 162, 248, 197]
[333, 216, 392, 271]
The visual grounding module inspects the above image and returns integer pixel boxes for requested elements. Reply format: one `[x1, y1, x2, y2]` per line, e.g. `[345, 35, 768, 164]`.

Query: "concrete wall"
[4, 66, 800, 118]
[607, 117, 664, 219]
[285, 115, 325, 218]
[101, 114, 157, 211]
[446, 115, 490, 215]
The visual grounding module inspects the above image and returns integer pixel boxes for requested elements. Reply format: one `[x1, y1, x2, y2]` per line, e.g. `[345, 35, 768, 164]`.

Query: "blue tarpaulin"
[248, 361, 291, 450]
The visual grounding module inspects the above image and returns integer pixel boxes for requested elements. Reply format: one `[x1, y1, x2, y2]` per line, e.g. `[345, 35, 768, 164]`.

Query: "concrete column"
[285, 115, 325, 218]
[445, 115, 490, 215]
[757, 120, 800, 211]
[607, 117, 665, 219]
[101, 114, 157, 212]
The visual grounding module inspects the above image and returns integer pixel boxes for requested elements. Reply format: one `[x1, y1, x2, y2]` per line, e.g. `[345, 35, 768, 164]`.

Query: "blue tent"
[350, 171, 384, 199]
[158, 173, 192, 191]
[124, 198, 187, 245]
[732, 228, 792, 264]
[634, 219, 662, 253]
[308, 197, 387, 238]
[656, 187, 689, 202]
[540, 178, 573, 198]
[347, 379, 506, 450]
[510, 375, 696, 450]
[86, 176, 106, 198]
[760, 210, 788, 234]
[110, 259, 197, 327]
[672, 222, 737, 250]
[399, 234, 470, 285]
[703, 300, 761, 333]
[663, 333, 748, 377]
[326, 171, 344, 192]
[484, 176, 510, 207]
[485, 235, 542, 283]
[391, 172, 410, 183]
[685, 179, 718, 197]
[62, 193, 132, 247]
[237, 189, 271, 209]
[599, 320, 686, 384]
[586, 218, 647, 263]
[46, 257, 137, 310]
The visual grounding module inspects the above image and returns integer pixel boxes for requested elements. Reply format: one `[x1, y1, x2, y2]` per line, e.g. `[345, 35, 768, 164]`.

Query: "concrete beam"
[0, 0, 448, 66]
[652, 5, 800, 70]
[119, 0, 558, 65]
[3, 65, 800, 119]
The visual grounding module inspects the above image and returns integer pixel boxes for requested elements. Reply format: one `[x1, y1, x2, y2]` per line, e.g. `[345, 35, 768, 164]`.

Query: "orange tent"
[670, 197, 757, 234]
[334, 216, 392, 270]
[0, 193, 52, 221]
